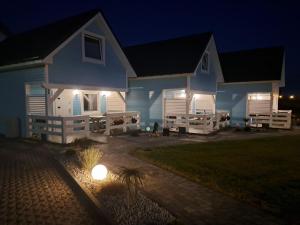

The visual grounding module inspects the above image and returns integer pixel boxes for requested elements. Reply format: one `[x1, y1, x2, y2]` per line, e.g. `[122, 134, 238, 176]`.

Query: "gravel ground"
[62, 156, 176, 225]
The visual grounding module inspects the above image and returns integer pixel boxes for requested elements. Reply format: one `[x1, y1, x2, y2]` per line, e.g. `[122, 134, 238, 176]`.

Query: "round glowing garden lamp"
[91, 164, 108, 180]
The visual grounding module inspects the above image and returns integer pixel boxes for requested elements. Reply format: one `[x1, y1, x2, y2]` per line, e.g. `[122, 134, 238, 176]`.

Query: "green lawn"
[133, 135, 300, 221]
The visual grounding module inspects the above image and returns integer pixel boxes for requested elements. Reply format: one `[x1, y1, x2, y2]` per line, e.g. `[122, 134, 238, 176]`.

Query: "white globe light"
[91, 164, 108, 180]
[146, 126, 151, 132]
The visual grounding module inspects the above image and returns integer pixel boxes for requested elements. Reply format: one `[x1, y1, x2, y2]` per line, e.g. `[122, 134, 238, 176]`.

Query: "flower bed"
[61, 155, 176, 225]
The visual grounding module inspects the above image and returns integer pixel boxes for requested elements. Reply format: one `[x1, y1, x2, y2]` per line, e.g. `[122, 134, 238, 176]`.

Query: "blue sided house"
[0, 10, 139, 143]
[125, 33, 226, 134]
[217, 47, 287, 128]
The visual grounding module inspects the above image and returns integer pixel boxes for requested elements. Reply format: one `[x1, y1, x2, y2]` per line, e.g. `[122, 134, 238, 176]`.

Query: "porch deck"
[249, 110, 292, 129]
[27, 111, 140, 144]
[165, 111, 230, 134]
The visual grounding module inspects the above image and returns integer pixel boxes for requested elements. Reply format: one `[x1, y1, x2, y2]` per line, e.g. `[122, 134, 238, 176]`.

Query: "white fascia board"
[0, 60, 44, 72]
[43, 82, 127, 92]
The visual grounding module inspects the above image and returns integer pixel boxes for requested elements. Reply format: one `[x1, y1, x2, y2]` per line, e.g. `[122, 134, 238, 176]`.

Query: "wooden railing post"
[61, 117, 67, 144]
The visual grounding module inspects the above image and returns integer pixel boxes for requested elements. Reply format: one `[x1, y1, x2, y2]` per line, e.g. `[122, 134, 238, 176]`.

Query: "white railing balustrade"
[104, 111, 140, 135]
[165, 111, 230, 134]
[249, 110, 292, 129]
[27, 115, 89, 144]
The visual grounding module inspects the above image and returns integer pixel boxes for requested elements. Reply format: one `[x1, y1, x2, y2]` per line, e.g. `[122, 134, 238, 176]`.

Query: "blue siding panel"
[127, 77, 186, 129]
[72, 94, 81, 115]
[100, 95, 107, 113]
[216, 82, 273, 126]
[0, 67, 44, 136]
[48, 20, 127, 89]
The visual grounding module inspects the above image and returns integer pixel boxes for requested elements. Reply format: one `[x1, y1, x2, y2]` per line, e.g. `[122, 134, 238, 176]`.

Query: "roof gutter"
[0, 60, 44, 72]
[129, 73, 192, 80]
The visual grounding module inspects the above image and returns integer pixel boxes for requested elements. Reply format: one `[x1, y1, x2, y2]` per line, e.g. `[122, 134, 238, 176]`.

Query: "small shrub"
[117, 167, 144, 207]
[78, 147, 103, 171]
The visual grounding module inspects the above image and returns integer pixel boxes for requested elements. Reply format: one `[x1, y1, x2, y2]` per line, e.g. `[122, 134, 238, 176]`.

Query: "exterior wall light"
[91, 164, 108, 180]
[289, 95, 295, 99]
[73, 89, 80, 95]
[279, 95, 283, 99]
[101, 91, 111, 97]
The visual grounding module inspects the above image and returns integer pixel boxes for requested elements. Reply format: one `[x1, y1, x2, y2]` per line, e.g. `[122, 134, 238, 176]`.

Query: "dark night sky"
[0, 0, 299, 94]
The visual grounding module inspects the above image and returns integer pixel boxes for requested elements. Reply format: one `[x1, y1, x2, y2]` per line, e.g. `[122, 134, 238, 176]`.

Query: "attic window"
[201, 52, 209, 72]
[83, 32, 105, 64]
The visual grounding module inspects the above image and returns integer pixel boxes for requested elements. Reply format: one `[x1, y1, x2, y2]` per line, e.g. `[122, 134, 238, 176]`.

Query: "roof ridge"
[7, 9, 100, 38]
[220, 46, 284, 55]
[125, 32, 213, 49]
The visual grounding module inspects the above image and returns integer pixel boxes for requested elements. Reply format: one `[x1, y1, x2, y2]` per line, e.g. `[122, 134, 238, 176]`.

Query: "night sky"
[0, 0, 299, 94]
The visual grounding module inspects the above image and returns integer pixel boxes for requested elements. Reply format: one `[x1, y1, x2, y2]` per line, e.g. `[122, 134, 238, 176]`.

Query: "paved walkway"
[100, 132, 287, 225]
[0, 141, 103, 225]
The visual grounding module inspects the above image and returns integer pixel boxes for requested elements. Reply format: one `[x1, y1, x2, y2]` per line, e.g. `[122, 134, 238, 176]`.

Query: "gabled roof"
[124, 32, 212, 77]
[0, 10, 99, 66]
[220, 47, 285, 83]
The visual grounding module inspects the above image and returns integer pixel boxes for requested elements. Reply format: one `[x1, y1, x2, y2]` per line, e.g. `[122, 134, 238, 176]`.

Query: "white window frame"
[81, 91, 100, 115]
[82, 31, 105, 65]
[201, 51, 209, 73]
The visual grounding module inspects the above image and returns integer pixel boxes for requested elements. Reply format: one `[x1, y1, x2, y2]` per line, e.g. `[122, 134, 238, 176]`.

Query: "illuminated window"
[248, 93, 271, 101]
[83, 94, 98, 111]
[201, 52, 209, 72]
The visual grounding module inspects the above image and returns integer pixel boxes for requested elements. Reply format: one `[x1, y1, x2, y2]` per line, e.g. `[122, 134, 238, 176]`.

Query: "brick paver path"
[0, 141, 102, 225]
[101, 135, 284, 225]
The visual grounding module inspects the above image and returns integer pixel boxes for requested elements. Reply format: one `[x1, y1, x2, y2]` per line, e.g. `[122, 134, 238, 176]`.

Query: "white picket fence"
[165, 111, 230, 134]
[27, 115, 89, 144]
[249, 110, 292, 129]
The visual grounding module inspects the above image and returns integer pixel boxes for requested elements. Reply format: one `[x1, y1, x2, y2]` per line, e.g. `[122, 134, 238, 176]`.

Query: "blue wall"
[216, 82, 272, 126]
[0, 66, 44, 136]
[190, 40, 219, 93]
[48, 20, 127, 89]
[127, 76, 186, 129]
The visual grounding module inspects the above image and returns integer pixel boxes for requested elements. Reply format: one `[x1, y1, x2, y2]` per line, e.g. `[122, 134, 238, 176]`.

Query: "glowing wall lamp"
[91, 164, 108, 180]
[73, 89, 80, 95]
[101, 91, 111, 97]
[289, 95, 295, 99]
[279, 95, 283, 99]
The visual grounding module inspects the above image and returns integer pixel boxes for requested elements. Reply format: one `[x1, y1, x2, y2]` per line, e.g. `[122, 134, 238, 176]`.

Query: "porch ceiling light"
[73, 89, 80, 95]
[91, 164, 108, 180]
[101, 91, 111, 97]
[194, 94, 200, 100]
[179, 90, 186, 98]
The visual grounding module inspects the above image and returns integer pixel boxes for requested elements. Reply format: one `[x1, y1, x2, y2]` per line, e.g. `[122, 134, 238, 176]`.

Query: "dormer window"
[201, 52, 209, 72]
[82, 32, 105, 64]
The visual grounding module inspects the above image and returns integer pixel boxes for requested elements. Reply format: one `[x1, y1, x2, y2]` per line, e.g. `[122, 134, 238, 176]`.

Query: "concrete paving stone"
[0, 142, 105, 225]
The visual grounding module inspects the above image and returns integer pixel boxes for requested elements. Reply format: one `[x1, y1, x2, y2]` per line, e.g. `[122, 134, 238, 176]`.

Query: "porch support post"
[186, 76, 192, 132]
[49, 88, 64, 105]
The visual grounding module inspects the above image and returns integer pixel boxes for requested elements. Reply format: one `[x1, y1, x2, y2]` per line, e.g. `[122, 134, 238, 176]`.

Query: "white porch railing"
[104, 111, 140, 135]
[165, 112, 230, 134]
[249, 110, 292, 129]
[27, 115, 89, 144]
